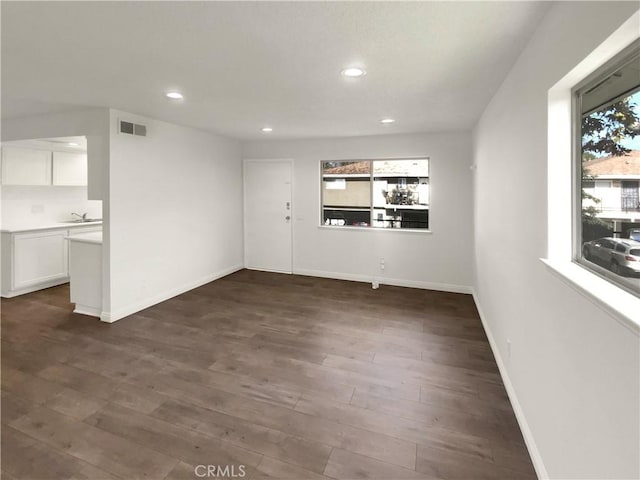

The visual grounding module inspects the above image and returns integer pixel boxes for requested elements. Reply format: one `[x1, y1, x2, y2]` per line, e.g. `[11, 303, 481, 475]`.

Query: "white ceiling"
[1, 1, 550, 140]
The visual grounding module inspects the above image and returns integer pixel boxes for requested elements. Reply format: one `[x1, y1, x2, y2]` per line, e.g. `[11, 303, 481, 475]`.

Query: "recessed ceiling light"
[67, 142, 79, 146]
[380, 118, 395, 124]
[341, 67, 366, 78]
[166, 91, 183, 100]
[261, 127, 273, 133]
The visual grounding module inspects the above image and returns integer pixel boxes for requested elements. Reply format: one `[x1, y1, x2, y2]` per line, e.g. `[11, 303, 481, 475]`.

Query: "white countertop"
[66, 231, 103, 245]
[1, 220, 102, 234]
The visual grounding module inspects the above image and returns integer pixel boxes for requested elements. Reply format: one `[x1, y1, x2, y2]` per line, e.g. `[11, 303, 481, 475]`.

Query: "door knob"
[285, 216, 291, 221]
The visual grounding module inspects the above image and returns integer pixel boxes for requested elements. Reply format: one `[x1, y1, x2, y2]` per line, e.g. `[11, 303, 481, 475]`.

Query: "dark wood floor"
[1, 270, 536, 480]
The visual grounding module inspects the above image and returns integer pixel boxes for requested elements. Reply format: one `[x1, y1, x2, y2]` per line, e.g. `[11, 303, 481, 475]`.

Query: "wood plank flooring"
[1, 270, 536, 479]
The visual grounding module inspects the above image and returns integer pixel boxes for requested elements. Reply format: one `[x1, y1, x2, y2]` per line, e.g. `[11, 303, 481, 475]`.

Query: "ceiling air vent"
[119, 120, 147, 137]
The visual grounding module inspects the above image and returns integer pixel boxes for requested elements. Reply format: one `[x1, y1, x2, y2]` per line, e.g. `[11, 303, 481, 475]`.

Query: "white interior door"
[244, 159, 292, 273]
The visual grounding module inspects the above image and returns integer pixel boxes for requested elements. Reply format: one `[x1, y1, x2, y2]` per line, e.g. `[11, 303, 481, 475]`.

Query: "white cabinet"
[1, 147, 52, 185]
[53, 151, 87, 186]
[1, 147, 88, 186]
[1, 224, 103, 298]
[13, 229, 68, 290]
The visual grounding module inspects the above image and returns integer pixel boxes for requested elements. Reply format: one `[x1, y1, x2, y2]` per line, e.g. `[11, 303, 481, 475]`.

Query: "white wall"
[1, 186, 102, 226]
[242, 132, 474, 292]
[473, 2, 640, 479]
[106, 110, 243, 321]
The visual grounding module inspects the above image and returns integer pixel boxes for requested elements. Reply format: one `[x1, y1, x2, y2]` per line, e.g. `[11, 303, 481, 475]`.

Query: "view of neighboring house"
[583, 149, 640, 235]
[322, 159, 429, 229]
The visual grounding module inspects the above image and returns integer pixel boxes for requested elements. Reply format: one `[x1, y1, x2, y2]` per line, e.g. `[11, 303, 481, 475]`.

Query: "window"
[574, 42, 640, 296]
[321, 158, 429, 229]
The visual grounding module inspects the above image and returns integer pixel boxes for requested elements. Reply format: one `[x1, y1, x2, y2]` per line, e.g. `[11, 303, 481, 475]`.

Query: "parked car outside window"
[583, 237, 640, 277]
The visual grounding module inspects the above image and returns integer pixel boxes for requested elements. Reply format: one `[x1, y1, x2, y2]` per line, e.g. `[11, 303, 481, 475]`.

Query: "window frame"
[319, 156, 431, 232]
[571, 39, 640, 298]
[544, 11, 640, 329]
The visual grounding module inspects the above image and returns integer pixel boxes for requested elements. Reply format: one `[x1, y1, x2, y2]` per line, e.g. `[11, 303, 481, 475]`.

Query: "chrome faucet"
[71, 212, 88, 221]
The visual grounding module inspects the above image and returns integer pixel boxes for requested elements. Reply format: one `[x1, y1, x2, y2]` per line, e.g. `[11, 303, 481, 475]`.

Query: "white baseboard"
[294, 268, 473, 294]
[1, 277, 69, 298]
[383, 276, 472, 294]
[100, 264, 243, 323]
[472, 290, 548, 480]
[245, 267, 292, 275]
[73, 304, 101, 318]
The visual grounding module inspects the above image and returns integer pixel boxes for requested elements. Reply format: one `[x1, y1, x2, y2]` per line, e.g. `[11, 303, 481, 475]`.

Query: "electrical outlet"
[507, 339, 512, 360]
[379, 258, 385, 271]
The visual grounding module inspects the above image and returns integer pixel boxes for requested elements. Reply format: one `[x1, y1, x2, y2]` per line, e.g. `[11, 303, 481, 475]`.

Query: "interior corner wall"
[106, 110, 243, 321]
[472, 2, 640, 479]
[241, 132, 474, 292]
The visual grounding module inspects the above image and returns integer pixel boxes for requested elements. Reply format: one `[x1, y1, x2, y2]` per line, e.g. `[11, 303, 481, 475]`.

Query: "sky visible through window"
[620, 90, 639, 150]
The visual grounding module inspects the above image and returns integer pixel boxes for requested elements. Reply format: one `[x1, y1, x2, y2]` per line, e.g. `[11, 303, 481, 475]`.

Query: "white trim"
[294, 267, 472, 294]
[472, 290, 549, 480]
[245, 267, 292, 275]
[1, 277, 69, 298]
[99, 264, 243, 323]
[382, 276, 471, 294]
[73, 304, 101, 318]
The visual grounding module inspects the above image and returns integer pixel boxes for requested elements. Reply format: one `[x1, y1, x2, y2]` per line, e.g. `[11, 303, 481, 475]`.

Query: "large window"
[574, 43, 640, 296]
[321, 158, 429, 230]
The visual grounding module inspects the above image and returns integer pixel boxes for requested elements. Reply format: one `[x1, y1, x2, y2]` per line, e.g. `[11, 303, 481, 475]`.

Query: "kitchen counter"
[67, 231, 103, 318]
[66, 231, 102, 245]
[1, 220, 103, 298]
[1, 220, 102, 233]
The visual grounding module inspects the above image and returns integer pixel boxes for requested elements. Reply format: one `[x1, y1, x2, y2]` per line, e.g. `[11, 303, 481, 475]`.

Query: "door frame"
[242, 158, 294, 274]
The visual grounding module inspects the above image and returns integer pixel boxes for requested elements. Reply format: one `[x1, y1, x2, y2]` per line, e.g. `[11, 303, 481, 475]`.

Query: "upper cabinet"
[1, 147, 52, 185]
[52, 151, 87, 186]
[1, 146, 87, 186]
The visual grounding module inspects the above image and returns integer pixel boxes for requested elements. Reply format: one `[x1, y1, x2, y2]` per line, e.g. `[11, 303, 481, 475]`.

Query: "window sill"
[318, 225, 432, 234]
[540, 258, 640, 334]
